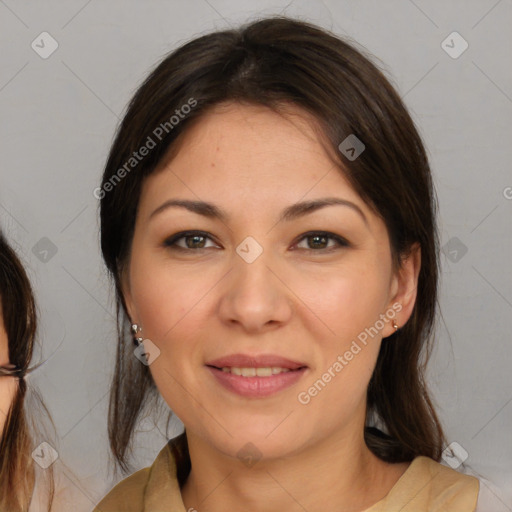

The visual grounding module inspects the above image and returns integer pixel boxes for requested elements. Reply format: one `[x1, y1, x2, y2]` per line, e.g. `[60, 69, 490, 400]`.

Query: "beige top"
[93, 433, 479, 512]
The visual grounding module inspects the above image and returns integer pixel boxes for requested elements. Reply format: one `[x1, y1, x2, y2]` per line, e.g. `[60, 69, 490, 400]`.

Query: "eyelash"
[163, 230, 350, 253]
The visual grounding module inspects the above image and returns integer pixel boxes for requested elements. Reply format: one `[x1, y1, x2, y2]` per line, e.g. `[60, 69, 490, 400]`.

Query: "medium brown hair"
[0, 233, 54, 511]
[100, 16, 445, 472]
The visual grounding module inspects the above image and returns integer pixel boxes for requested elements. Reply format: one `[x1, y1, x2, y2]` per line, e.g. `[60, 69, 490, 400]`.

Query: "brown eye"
[164, 231, 218, 250]
[294, 231, 349, 251]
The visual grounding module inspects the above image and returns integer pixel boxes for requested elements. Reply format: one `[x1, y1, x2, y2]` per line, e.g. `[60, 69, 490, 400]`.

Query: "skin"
[123, 102, 421, 512]
[0, 305, 17, 437]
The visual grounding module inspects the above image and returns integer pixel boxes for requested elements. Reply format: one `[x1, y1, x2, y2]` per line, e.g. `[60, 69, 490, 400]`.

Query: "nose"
[217, 247, 293, 334]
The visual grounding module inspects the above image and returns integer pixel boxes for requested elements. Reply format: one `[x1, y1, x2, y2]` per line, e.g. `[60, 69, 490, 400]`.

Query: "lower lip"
[207, 366, 307, 398]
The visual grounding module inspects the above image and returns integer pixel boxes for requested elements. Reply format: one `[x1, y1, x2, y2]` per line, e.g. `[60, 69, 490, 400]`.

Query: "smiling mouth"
[204, 353, 308, 397]
[205, 363, 308, 398]
[207, 365, 306, 377]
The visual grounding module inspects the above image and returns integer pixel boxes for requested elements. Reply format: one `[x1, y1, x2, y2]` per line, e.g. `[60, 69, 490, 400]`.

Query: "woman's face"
[0, 306, 17, 437]
[123, 102, 420, 461]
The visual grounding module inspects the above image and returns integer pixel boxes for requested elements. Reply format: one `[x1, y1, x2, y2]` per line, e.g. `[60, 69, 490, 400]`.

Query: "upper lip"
[206, 354, 307, 370]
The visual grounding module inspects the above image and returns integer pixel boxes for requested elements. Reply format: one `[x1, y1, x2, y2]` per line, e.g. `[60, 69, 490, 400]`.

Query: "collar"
[142, 435, 479, 512]
[143, 432, 189, 511]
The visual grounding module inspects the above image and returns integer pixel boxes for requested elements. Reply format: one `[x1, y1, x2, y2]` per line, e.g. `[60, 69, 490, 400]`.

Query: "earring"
[131, 324, 143, 346]
[392, 320, 399, 331]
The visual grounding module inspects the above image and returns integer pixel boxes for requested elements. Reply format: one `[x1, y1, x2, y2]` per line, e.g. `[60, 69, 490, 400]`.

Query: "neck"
[180, 428, 408, 512]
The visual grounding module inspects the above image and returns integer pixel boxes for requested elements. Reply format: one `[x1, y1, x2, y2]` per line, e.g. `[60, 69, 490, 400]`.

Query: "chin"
[204, 422, 309, 463]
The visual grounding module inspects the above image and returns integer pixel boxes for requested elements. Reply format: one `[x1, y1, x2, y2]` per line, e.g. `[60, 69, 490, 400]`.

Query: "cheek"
[129, 257, 216, 399]
[292, 266, 388, 409]
[292, 262, 391, 342]
[130, 254, 204, 340]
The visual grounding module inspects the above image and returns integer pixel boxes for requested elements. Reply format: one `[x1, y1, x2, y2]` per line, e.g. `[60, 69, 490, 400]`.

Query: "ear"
[382, 242, 421, 338]
[120, 266, 137, 325]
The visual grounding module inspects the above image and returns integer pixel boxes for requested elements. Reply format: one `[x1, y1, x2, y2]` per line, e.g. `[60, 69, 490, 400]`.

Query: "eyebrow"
[149, 197, 368, 226]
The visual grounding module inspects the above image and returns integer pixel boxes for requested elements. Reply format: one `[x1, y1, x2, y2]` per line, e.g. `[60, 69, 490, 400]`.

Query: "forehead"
[142, 102, 363, 211]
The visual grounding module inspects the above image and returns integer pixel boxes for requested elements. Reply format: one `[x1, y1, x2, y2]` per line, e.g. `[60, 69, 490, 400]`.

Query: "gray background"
[1, 0, 511, 510]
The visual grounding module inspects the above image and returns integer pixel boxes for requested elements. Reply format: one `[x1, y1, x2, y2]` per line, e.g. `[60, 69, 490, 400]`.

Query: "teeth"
[221, 366, 292, 377]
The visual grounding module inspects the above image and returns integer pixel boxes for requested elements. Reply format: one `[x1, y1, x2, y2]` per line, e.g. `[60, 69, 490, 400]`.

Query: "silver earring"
[131, 324, 143, 346]
[392, 320, 399, 331]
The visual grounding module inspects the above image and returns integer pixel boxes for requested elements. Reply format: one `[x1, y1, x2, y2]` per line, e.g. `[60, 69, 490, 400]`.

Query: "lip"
[205, 353, 308, 398]
[205, 353, 307, 370]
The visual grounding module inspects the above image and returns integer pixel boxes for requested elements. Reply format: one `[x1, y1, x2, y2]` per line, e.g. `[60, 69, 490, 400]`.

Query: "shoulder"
[369, 456, 480, 511]
[416, 456, 480, 489]
[403, 457, 479, 510]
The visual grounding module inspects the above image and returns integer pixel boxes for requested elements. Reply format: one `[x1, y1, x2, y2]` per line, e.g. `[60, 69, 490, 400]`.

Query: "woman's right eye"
[163, 231, 219, 251]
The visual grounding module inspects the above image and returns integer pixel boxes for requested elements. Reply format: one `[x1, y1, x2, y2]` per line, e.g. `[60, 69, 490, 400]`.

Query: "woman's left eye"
[294, 231, 349, 252]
